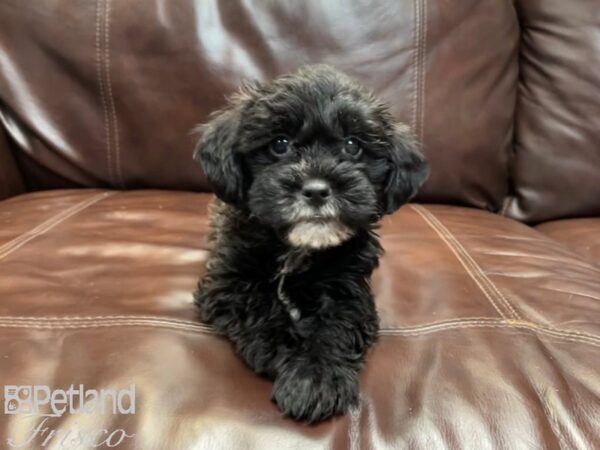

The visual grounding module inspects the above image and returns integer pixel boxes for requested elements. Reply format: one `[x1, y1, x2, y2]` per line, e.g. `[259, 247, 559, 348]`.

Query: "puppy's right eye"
[270, 137, 290, 156]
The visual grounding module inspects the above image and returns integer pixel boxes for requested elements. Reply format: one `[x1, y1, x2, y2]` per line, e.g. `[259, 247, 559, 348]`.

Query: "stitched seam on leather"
[0, 318, 597, 349]
[423, 208, 522, 320]
[0, 317, 208, 330]
[380, 317, 504, 332]
[409, 205, 509, 318]
[380, 319, 600, 345]
[380, 323, 600, 348]
[0, 320, 213, 334]
[0, 316, 499, 331]
[412, 205, 522, 319]
[2, 314, 201, 324]
[0, 317, 213, 332]
[0, 192, 115, 261]
[412, 205, 520, 318]
[0, 316, 498, 330]
[411, 0, 420, 131]
[104, 0, 123, 189]
[96, 0, 113, 186]
[418, 0, 427, 142]
[380, 317, 600, 341]
[0, 315, 600, 345]
[0, 316, 597, 344]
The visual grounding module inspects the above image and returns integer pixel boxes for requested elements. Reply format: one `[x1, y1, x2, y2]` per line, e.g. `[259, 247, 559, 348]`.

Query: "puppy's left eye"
[270, 137, 291, 156]
[343, 137, 362, 157]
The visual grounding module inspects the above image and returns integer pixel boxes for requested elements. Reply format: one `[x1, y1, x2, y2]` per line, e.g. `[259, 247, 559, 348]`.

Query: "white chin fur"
[287, 221, 353, 249]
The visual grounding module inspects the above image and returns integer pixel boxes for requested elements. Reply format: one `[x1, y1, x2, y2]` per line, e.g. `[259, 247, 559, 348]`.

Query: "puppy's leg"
[195, 280, 295, 378]
[271, 284, 378, 423]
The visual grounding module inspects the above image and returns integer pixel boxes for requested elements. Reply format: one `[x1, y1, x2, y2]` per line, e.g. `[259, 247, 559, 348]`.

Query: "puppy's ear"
[381, 124, 429, 215]
[194, 106, 246, 206]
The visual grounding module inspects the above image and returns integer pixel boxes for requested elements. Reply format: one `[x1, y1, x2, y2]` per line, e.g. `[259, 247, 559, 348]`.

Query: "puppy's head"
[195, 65, 429, 250]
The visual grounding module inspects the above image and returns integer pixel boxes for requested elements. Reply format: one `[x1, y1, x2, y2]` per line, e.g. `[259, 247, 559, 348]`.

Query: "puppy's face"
[195, 65, 429, 250]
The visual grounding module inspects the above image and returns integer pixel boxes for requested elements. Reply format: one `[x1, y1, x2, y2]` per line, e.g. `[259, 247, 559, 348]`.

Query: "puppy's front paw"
[271, 359, 359, 423]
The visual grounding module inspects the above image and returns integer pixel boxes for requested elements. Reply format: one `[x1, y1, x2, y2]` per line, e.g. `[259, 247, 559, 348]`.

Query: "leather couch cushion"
[504, 0, 600, 222]
[537, 218, 600, 267]
[0, 0, 518, 211]
[0, 190, 598, 447]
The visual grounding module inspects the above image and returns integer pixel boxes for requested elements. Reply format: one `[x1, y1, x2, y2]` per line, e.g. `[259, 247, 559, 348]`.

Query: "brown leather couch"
[1, 1, 599, 448]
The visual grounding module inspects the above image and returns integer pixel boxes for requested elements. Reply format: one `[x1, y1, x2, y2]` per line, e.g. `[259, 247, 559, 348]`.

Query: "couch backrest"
[504, 0, 600, 222]
[0, 1, 598, 222]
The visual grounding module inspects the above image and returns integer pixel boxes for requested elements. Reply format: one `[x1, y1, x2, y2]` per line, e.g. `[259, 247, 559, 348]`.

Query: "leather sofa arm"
[0, 125, 25, 200]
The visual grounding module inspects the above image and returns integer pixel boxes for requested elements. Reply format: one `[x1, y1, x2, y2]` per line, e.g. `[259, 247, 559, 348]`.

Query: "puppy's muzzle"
[288, 177, 352, 250]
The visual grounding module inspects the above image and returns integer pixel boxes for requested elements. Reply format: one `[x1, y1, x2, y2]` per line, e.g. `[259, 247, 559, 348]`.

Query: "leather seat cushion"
[0, 190, 598, 448]
[536, 218, 600, 267]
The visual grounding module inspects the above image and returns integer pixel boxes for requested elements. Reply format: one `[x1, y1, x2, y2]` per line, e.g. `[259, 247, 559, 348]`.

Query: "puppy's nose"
[301, 179, 332, 205]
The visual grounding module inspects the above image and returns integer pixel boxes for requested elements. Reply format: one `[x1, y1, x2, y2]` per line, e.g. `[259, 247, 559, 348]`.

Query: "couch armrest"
[0, 125, 25, 200]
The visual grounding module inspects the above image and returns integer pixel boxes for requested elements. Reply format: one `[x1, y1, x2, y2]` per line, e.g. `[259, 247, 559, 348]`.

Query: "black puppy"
[194, 65, 428, 422]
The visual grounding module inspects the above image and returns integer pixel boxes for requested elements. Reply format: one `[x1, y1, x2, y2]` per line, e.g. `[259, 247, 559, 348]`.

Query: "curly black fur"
[193, 65, 428, 423]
